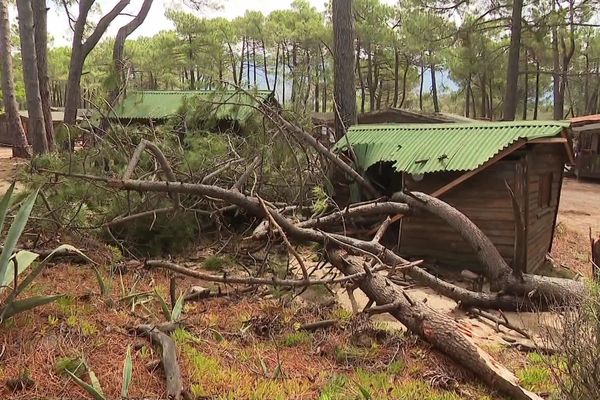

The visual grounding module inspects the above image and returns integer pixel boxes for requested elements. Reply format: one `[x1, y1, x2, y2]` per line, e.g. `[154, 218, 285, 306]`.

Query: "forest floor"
[0, 149, 596, 399]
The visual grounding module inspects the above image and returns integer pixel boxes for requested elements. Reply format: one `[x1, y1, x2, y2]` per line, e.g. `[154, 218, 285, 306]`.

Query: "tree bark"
[430, 63, 440, 113]
[32, 0, 54, 149]
[502, 0, 523, 121]
[108, 0, 154, 107]
[356, 39, 366, 114]
[534, 61, 540, 120]
[0, 0, 30, 158]
[16, 0, 48, 155]
[522, 50, 528, 120]
[419, 58, 424, 110]
[332, 0, 357, 140]
[64, 0, 131, 125]
[327, 250, 543, 400]
[392, 46, 400, 108]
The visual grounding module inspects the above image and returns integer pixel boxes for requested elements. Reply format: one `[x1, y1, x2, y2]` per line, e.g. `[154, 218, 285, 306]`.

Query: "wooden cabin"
[334, 121, 574, 273]
[0, 109, 90, 146]
[571, 114, 600, 179]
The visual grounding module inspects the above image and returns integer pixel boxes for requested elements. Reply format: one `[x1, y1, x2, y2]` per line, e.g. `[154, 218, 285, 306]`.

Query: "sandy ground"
[557, 177, 600, 235]
[0, 147, 22, 193]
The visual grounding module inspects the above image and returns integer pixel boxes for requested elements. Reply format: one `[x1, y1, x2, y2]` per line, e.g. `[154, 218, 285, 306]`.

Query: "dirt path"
[558, 177, 600, 235]
[0, 147, 22, 193]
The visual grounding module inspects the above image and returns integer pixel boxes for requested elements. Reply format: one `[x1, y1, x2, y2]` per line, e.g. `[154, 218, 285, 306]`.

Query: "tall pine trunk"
[32, 0, 54, 149]
[419, 58, 424, 111]
[522, 50, 528, 120]
[16, 0, 48, 155]
[430, 63, 439, 113]
[0, 0, 30, 158]
[534, 61, 540, 120]
[332, 0, 357, 140]
[392, 46, 399, 108]
[356, 40, 366, 113]
[502, 0, 523, 120]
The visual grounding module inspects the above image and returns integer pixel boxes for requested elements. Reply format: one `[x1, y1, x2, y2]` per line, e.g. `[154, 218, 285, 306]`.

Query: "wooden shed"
[0, 110, 90, 146]
[571, 114, 600, 179]
[334, 121, 574, 273]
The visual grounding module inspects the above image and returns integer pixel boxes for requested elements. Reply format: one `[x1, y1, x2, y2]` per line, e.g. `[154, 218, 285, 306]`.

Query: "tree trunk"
[399, 55, 409, 108]
[419, 58, 424, 110]
[32, 0, 54, 149]
[356, 40, 366, 114]
[108, 0, 154, 107]
[534, 61, 540, 120]
[273, 43, 280, 93]
[320, 45, 327, 112]
[465, 76, 471, 118]
[246, 39, 251, 88]
[366, 42, 375, 112]
[430, 63, 439, 113]
[252, 40, 257, 86]
[522, 50, 528, 120]
[480, 75, 488, 119]
[502, 0, 523, 121]
[392, 46, 400, 107]
[63, 0, 130, 125]
[327, 250, 543, 400]
[552, 26, 562, 120]
[262, 39, 270, 91]
[0, 0, 30, 158]
[239, 38, 245, 87]
[16, 0, 48, 155]
[332, 0, 357, 140]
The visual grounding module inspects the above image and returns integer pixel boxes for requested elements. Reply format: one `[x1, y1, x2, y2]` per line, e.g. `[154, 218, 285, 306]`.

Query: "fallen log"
[135, 324, 183, 400]
[393, 191, 586, 304]
[327, 249, 543, 400]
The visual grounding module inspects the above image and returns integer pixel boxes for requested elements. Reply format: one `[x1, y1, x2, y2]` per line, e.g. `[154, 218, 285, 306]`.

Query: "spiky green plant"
[0, 183, 91, 322]
[64, 346, 133, 400]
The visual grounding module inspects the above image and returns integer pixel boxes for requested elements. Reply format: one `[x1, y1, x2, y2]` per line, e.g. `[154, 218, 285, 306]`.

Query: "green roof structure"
[110, 90, 273, 123]
[334, 120, 572, 175]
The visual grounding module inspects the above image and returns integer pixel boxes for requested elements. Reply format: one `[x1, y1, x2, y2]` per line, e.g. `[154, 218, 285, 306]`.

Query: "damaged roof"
[334, 120, 571, 175]
[110, 90, 273, 122]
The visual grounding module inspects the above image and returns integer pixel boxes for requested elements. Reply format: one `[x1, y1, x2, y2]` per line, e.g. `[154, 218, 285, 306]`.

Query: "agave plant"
[0, 183, 90, 321]
[65, 346, 133, 400]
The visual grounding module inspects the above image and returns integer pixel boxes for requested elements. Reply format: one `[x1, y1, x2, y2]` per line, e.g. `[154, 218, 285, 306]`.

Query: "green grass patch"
[54, 356, 86, 378]
[280, 331, 312, 347]
[203, 255, 233, 272]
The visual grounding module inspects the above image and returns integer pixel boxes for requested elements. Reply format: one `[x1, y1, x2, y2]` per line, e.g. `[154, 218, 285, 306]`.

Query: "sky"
[43, 0, 346, 47]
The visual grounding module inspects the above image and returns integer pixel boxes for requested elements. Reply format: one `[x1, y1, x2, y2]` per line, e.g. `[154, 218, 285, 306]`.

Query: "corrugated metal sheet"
[111, 90, 272, 122]
[334, 121, 570, 174]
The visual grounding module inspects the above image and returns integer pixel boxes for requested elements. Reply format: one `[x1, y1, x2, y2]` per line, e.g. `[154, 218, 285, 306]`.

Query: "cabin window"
[538, 173, 553, 209]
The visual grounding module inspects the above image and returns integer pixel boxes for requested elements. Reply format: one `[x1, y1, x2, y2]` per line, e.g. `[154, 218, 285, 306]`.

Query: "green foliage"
[280, 331, 312, 347]
[55, 356, 86, 378]
[202, 255, 232, 272]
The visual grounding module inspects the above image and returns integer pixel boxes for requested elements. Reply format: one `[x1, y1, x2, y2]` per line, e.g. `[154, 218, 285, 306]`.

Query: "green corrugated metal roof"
[111, 90, 272, 122]
[334, 121, 570, 175]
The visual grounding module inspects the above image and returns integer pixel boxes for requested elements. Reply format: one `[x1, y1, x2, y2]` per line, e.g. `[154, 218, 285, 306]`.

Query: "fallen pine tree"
[35, 111, 587, 400]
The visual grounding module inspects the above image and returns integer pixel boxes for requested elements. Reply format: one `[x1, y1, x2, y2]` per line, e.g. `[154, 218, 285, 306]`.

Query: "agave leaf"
[170, 293, 186, 322]
[92, 266, 107, 296]
[121, 345, 133, 398]
[154, 290, 172, 321]
[0, 251, 39, 289]
[16, 244, 91, 296]
[0, 294, 62, 320]
[65, 369, 106, 400]
[88, 370, 105, 398]
[0, 182, 16, 234]
[0, 189, 38, 288]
